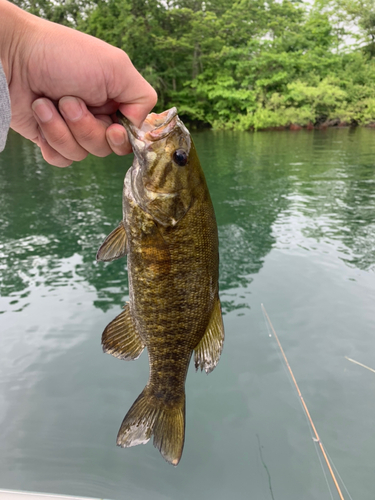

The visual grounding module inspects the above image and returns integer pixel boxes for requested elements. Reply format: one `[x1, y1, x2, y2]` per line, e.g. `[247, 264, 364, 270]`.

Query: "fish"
[97, 107, 224, 466]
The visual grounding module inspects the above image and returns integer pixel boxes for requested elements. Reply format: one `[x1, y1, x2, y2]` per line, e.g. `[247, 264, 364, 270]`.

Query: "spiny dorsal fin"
[102, 304, 145, 360]
[97, 221, 128, 262]
[194, 297, 224, 374]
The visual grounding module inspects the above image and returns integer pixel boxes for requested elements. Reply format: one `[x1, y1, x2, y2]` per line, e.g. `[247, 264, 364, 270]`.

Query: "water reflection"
[1, 127, 375, 500]
[0, 132, 131, 311]
[0, 128, 375, 315]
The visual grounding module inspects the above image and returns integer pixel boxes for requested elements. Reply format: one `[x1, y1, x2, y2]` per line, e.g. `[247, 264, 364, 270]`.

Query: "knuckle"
[41, 148, 72, 168]
[117, 49, 131, 66]
[110, 48, 131, 71]
[71, 150, 88, 162]
[49, 129, 72, 149]
[47, 131, 87, 162]
[149, 88, 158, 108]
[75, 129, 111, 157]
[75, 127, 97, 144]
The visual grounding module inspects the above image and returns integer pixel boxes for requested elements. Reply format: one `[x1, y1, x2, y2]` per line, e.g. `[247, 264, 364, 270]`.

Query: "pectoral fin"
[97, 222, 128, 262]
[194, 297, 225, 374]
[102, 304, 145, 360]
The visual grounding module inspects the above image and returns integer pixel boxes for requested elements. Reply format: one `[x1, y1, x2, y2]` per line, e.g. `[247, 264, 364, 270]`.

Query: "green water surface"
[0, 128, 374, 500]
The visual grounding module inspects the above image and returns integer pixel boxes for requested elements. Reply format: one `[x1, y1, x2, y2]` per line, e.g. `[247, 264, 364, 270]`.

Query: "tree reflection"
[1, 128, 374, 315]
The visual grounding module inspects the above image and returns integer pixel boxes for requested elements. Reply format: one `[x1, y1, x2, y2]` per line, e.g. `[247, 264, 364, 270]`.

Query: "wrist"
[0, 1, 33, 83]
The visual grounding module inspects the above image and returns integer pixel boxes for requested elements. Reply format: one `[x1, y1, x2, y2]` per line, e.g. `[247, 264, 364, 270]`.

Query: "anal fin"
[97, 221, 128, 262]
[102, 304, 145, 360]
[194, 297, 224, 374]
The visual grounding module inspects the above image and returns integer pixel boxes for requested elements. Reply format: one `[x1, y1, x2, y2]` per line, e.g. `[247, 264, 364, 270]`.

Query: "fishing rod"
[261, 304, 346, 500]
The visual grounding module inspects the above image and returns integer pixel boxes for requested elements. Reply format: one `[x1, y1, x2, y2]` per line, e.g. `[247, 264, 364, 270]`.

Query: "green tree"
[11, 0, 90, 26]
[12, 0, 375, 128]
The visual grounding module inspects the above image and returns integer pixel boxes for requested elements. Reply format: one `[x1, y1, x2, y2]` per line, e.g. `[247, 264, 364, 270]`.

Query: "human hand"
[0, 1, 157, 167]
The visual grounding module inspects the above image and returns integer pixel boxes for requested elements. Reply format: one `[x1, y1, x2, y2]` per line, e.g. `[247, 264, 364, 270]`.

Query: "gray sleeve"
[0, 60, 11, 152]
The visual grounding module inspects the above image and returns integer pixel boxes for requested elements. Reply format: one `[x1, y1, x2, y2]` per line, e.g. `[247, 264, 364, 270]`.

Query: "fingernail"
[109, 129, 126, 146]
[32, 99, 53, 123]
[60, 97, 83, 122]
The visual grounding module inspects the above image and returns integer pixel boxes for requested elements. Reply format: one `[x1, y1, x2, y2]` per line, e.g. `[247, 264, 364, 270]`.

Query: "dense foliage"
[12, 0, 375, 129]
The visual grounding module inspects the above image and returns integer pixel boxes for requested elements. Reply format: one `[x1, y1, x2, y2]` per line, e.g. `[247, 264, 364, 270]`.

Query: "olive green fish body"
[127, 176, 218, 382]
[97, 109, 224, 465]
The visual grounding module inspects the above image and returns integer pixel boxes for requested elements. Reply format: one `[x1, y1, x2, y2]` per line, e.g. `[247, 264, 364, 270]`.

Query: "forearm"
[0, 0, 33, 83]
[0, 1, 29, 151]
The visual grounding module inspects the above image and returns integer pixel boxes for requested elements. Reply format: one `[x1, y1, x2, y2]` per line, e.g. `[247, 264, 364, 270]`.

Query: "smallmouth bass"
[97, 108, 224, 465]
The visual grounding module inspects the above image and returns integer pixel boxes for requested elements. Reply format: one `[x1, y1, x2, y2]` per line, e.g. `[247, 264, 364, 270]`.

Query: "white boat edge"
[0, 490, 109, 500]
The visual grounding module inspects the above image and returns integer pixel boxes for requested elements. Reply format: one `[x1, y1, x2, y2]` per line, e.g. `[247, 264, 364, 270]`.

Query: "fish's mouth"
[117, 108, 178, 143]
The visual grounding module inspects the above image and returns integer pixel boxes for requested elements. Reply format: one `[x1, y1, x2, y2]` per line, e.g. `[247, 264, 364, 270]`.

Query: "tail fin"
[116, 387, 185, 466]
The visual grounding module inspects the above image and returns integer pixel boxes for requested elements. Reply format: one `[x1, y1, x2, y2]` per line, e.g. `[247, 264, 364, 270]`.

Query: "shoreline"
[185, 118, 375, 132]
[262, 120, 367, 132]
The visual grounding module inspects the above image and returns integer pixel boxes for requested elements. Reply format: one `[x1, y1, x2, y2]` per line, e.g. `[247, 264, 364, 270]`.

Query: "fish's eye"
[173, 149, 188, 167]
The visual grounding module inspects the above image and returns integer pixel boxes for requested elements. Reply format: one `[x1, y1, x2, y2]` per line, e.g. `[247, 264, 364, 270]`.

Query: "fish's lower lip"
[116, 110, 138, 139]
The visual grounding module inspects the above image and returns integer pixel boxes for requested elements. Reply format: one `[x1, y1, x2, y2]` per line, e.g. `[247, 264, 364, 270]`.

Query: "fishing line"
[345, 356, 375, 374]
[261, 306, 336, 500]
[324, 446, 355, 500]
[256, 434, 276, 500]
[261, 304, 348, 500]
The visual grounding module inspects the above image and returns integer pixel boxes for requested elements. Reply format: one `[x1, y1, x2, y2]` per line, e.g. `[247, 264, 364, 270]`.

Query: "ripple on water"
[1, 128, 375, 500]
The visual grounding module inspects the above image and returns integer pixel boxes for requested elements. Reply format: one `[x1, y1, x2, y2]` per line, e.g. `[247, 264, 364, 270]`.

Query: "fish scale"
[97, 108, 224, 465]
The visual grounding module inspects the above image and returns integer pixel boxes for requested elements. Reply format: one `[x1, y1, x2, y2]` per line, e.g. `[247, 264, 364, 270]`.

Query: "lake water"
[0, 127, 374, 500]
